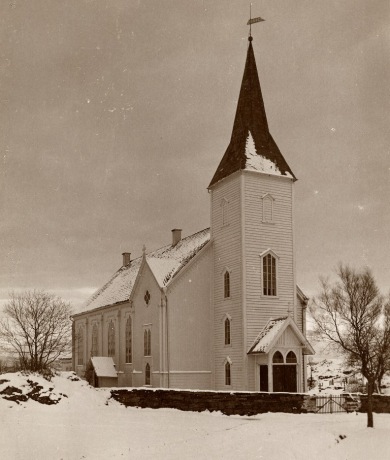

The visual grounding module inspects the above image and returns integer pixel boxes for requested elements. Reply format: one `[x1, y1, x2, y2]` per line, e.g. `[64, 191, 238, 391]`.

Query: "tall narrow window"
[221, 198, 229, 226]
[77, 326, 84, 365]
[262, 194, 275, 223]
[225, 361, 231, 386]
[125, 317, 132, 363]
[263, 253, 277, 296]
[224, 318, 231, 345]
[108, 320, 115, 357]
[91, 324, 98, 357]
[145, 363, 151, 385]
[144, 329, 151, 356]
[224, 271, 230, 298]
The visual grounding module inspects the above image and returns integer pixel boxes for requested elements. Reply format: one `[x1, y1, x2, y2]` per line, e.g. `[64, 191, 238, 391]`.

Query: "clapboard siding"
[131, 264, 161, 384]
[169, 372, 212, 390]
[243, 172, 295, 352]
[211, 173, 245, 390]
[167, 245, 212, 382]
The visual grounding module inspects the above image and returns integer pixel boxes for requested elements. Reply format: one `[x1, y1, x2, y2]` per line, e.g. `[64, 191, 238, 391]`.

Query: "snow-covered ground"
[1, 372, 390, 460]
[306, 336, 390, 395]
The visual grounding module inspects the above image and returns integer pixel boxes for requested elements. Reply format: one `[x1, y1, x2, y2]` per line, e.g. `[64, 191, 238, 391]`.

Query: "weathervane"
[247, 3, 265, 40]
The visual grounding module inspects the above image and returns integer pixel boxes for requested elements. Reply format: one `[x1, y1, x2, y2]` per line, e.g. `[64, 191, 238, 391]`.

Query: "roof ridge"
[149, 227, 210, 259]
[77, 227, 211, 314]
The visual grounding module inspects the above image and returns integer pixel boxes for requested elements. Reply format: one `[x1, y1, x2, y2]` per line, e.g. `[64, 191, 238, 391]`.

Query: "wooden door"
[284, 365, 297, 392]
[272, 365, 297, 392]
[260, 365, 269, 391]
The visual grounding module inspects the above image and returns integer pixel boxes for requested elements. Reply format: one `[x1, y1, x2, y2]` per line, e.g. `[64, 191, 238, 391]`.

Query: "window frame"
[260, 249, 279, 297]
[286, 351, 297, 364]
[125, 316, 132, 363]
[91, 323, 98, 357]
[224, 317, 231, 346]
[221, 198, 229, 227]
[145, 363, 151, 385]
[261, 193, 275, 224]
[223, 270, 231, 299]
[108, 320, 115, 357]
[144, 328, 151, 356]
[272, 351, 284, 364]
[225, 360, 231, 386]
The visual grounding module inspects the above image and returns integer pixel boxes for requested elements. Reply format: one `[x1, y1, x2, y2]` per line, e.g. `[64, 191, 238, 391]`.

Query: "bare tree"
[310, 264, 390, 428]
[0, 290, 72, 373]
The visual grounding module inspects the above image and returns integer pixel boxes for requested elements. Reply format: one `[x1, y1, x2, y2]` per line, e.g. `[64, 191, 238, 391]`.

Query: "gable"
[75, 228, 210, 315]
[275, 326, 301, 348]
[248, 316, 314, 355]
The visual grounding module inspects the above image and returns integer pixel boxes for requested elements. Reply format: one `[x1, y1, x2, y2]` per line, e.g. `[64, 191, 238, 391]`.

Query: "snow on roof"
[146, 228, 210, 287]
[77, 228, 210, 314]
[79, 257, 142, 313]
[245, 131, 293, 178]
[248, 317, 288, 354]
[91, 357, 117, 378]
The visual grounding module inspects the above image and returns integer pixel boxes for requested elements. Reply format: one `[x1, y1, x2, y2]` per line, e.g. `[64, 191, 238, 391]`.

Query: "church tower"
[209, 35, 312, 392]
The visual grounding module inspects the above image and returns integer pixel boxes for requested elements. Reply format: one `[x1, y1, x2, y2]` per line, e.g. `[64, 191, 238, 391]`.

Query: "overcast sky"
[1, 0, 389, 310]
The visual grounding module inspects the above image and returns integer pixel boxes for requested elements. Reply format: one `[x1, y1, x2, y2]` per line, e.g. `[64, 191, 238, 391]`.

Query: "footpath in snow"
[1, 372, 390, 460]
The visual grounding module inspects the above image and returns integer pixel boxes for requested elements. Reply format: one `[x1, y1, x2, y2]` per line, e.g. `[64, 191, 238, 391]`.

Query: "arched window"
[262, 194, 275, 223]
[272, 351, 284, 363]
[108, 320, 115, 357]
[221, 198, 229, 226]
[224, 271, 230, 298]
[263, 253, 277, 296]
[225, 361, 231, 386]
[286, 351, 297, 364]
[224, 318, 231, 345]
[144, 330, 148, 356]
[77, 326, 84, 365]
[144, 329, 151, 356]
[125, 317, 132, 363]
[145, 363, 151, 385]
[91, 323, 98, 357]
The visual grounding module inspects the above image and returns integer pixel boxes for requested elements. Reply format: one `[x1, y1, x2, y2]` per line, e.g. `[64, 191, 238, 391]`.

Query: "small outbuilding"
[90, 357, 118, 388]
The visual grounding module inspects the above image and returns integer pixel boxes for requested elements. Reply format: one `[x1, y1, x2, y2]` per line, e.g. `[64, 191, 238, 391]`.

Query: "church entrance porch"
[257, 350, 298, 393]
[248, 316, 315, 393]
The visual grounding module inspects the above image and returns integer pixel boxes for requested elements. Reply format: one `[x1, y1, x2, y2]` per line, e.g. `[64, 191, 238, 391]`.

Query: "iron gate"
[315, 394, 360, 414]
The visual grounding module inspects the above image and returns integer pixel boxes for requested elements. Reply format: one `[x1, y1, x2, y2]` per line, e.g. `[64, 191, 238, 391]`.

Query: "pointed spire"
[209, 39, 296, 188]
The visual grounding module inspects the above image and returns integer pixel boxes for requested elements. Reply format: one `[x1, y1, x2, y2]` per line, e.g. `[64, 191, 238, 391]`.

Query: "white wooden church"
[72, 34, 314, 392]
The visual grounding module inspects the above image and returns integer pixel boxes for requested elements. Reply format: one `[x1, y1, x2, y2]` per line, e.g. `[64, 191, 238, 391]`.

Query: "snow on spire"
[244, 130, 289, 177]
[208, 39, 296, 188]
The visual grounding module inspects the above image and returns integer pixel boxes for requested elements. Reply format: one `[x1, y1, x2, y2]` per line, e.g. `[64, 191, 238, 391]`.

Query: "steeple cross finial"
[247, 3, 265, 41]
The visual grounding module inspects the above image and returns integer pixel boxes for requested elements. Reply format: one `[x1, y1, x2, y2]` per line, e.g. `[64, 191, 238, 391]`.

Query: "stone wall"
[111, 388, 390, 415]
[359, 394, 390, 413]
[111, 388, 314, 415]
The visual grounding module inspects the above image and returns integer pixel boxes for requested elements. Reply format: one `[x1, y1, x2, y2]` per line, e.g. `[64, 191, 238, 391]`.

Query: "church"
[72, 33, 314, 392]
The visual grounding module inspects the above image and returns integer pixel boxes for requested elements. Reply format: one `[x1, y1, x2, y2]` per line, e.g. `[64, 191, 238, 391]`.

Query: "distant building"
[72, 35, 314, 391]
